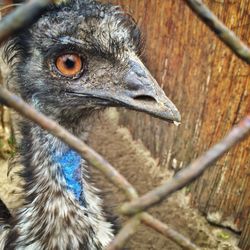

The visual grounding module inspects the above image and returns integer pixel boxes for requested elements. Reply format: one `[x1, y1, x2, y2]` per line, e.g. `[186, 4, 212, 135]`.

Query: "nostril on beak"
[125, 71, 144, 91]
[133, 95, 157, 102]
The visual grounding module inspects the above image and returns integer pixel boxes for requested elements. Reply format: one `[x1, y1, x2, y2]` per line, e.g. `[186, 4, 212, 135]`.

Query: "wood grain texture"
[102, 0, 250, 248]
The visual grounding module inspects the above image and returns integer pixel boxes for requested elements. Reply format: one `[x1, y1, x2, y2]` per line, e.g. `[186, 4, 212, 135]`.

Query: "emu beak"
[73, 55, 180, 123]
[118, 57, 181, 123]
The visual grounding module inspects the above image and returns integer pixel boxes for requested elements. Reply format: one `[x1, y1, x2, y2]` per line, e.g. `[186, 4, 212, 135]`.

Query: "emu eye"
[55, 54, 83, 77]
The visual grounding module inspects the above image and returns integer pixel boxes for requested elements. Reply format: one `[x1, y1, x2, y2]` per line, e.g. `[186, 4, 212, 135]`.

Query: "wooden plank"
[103, 0, 250, 248]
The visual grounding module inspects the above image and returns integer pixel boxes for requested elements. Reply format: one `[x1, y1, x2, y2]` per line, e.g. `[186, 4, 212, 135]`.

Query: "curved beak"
[116, 56, 181, 123]
[71, 55, 181, 124]
[120, 61, 180, 123]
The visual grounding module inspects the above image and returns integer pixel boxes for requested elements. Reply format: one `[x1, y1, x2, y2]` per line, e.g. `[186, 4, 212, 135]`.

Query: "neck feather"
[5, 120, 114, 249]
[52, 148, 86, 206]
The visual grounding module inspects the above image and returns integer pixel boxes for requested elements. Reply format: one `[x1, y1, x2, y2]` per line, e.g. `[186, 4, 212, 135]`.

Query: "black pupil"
[64, 58, 75, 69]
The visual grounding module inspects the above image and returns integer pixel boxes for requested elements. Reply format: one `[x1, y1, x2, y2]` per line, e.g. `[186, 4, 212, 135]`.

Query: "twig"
[120, 114, 250, 215]
[0, 86, 138, 200]
[0, 0, 53, 44]
[184, 0, 250, 64]
[105, 215, 141, 250]
[107, 212, 200, 250]
[142, 213, 200, 250]
[0, 4, 23, 13]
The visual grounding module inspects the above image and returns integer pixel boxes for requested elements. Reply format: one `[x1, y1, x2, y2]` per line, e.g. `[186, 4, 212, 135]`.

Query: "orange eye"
[55, 54, 83, 77]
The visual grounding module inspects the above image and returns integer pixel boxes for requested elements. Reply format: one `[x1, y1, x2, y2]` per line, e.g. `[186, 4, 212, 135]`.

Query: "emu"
[0, 0, 180, 249]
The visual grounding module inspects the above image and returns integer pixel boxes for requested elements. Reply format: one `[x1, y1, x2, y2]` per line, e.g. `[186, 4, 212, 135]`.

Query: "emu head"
[4, 0, 180, 126]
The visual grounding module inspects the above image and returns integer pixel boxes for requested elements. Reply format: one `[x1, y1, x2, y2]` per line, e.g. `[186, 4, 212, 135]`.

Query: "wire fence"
[0, 0, 249, 249]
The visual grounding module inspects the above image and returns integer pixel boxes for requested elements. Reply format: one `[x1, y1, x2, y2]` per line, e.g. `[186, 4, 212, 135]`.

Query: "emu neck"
[6, 118, 114, 249]
[20, 122, 87, 206]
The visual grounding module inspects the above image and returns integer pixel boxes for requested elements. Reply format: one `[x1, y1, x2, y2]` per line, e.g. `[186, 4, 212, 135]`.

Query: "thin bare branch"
[0, 4, 23, 13]
[0, 0, 54, 44]
[105, 215, 141, 250]
[121, 114, 250, 215]
[0, 86, 138, 200]
[107, 212, 200, 250]
[184, 0, 250, 64]
[142, 213, 200, 250]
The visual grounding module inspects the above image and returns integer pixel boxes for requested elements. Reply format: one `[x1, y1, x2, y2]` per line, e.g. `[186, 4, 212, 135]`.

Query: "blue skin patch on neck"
[52, 149, 85, 206]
